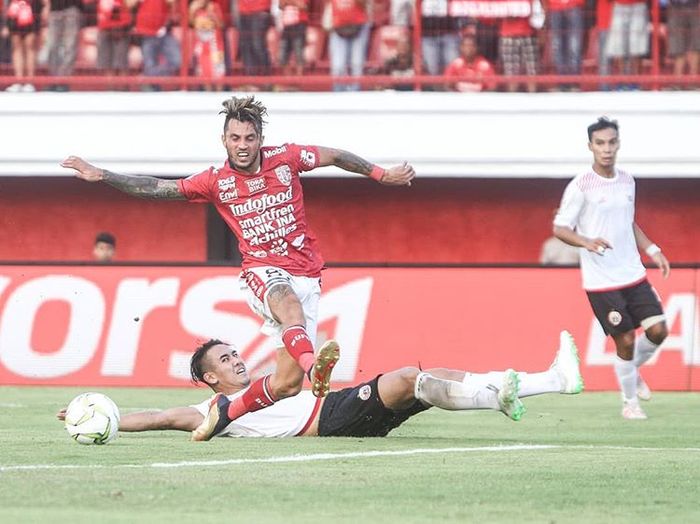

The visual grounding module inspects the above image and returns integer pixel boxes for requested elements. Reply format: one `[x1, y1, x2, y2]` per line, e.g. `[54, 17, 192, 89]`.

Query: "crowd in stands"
[1, 0, 698, 92]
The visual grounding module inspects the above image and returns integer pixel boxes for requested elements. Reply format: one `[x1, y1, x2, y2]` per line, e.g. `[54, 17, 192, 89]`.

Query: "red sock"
[282, 325, 315, 374]
[227, 375, 278, 421]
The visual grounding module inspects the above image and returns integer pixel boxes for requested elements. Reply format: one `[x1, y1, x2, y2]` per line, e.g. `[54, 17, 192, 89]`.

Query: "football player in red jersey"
[61, 96, 415, 440]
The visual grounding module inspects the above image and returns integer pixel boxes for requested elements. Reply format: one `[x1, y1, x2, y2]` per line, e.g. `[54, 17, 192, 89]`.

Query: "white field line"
[2, 444, 700, 473]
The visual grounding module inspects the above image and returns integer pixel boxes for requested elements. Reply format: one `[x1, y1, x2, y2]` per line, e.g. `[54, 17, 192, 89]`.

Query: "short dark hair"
[95, 232, 116, 247]
[190, 339, 225, 384]
[220, 96, 268, 136]
[587, 117, 619, 141]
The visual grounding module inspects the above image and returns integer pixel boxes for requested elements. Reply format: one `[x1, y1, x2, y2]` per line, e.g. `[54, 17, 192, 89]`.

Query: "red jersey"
[500, 17, 534, 37]
[134, 0, 169, 36]
[177, 144, 324, 277]
[97, 0, 132, 30]
[546, 0, 584, 11]
[332, 0, 368, 27]
[444, 56, 496, 92]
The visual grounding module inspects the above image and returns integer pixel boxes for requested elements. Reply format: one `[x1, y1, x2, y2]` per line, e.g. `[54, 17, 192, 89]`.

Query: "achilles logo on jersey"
[275, 165, 292, 186]
[229, 187, 293, 216]
[263, 145, 287, 158]
[218, 176, 236, 191]
[245, 177, 267, 195]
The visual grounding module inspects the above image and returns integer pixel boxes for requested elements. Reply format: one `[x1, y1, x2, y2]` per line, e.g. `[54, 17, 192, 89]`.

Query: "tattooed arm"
[60, 156, 186, 200]
[316, 147, 416, 186]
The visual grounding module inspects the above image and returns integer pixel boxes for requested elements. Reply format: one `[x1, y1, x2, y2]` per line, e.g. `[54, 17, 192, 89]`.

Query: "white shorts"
[606, 3, 649, 58]
[239, 266, 321, 349]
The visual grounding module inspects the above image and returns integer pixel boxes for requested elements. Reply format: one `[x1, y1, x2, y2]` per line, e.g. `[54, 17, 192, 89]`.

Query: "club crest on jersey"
[245, 177, 267, 195]
[218, 176, 236, 191]
[358, 385, 372, 401]
[608, 310, 623, 326]
[275, 165, 292, 186]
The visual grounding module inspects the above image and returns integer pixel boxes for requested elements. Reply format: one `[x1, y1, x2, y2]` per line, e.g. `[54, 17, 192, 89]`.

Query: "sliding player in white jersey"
[553, 117, 670, 421]
[57, 333, 583, 439]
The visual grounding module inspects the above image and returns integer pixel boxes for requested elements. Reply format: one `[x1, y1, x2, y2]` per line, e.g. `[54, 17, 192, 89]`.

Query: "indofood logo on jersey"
[229, 187, 293, 216]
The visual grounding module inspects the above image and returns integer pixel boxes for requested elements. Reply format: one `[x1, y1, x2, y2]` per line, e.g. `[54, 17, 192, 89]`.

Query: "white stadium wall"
[1, 91, 700, 178]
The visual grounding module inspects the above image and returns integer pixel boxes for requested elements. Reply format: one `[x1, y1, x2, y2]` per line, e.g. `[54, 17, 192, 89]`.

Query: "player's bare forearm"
[317, 146, 415, 186]
[318, 147, 373, 175]
[553, 225, 611, 254]
[119, 408, 203, 432]
[61, 156, 185, 200]
[552, 225, 585, 247]
[632, 223, 654, 251]
[103, 171, 185, 200]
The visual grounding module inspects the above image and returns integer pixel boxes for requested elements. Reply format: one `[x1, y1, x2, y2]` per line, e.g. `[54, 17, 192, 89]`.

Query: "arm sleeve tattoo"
[331, 149, 374, 175]
[103, 171, 186, 200]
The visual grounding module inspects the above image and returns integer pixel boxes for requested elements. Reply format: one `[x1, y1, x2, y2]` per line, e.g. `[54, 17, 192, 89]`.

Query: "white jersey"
[554, 167, 646, 291]
[191, 390, 320, 438]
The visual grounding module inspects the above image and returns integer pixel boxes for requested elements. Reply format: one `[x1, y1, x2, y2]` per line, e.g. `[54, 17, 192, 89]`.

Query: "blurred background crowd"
[1, 0, 698, 92]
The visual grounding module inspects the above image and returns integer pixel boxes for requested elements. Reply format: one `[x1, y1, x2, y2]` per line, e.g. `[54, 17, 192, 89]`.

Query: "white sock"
[415, 373, 499, 410]
[633, 334, 659, 368]
[614, 357, 638, 402]
[462, 371, 559, 398]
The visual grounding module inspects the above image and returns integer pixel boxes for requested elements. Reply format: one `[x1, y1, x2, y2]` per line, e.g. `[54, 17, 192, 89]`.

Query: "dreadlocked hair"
[220, 96, 268, 136]
[190, 338, 225, 385]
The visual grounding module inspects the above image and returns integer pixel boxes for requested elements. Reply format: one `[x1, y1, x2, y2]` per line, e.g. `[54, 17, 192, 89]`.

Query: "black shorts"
[318, 376, 430, 437]
[586, 279, 664, 336]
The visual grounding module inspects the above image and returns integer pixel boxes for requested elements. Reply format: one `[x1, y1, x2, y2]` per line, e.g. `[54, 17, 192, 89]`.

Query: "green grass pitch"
[1, 387, 699, 523]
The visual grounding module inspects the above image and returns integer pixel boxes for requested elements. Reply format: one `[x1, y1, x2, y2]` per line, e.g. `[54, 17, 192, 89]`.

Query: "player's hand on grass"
[380, 162, 415, 186]
[584, 237, 612, 256]
[56, 408, 67, 421]
[651, 252, 670, 278]
[61, 156, 104, 182]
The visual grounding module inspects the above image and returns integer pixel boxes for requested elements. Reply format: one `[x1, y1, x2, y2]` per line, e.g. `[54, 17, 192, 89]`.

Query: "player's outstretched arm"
[633, 223, 670, 278]
[316, 147, 415, 186]
[57, 406, 203, 432]
[61, 156, 186, 200]
[553, 225, 612, 255]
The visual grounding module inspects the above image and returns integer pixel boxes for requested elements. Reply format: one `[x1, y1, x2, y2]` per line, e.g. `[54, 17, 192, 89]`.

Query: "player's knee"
[397, 367, 421, 392]
[646, 322, 668, 345]
[614, 332, 636, 359]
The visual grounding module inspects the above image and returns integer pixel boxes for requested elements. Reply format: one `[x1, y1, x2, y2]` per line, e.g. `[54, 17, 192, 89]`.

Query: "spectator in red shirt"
[133, 0, 181, 86]
[278, 0, 309, 77]
[3, 0, 42, 92]
[236, 0, 272, 76]
[546, 0, 584, 89]
[499, 15, 538, 92]
[606, 0, 648, 86]
[444, 34, 496, 92]
[96, 0, 133, 78]
[189, 0, 226, 90]
[328, 0, 371, 91]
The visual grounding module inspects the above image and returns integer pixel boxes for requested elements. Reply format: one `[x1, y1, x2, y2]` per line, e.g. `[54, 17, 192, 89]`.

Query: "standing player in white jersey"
[60, 96, 416, 439]
[553, 117, 670, 420]
[57, 332, 584, 439]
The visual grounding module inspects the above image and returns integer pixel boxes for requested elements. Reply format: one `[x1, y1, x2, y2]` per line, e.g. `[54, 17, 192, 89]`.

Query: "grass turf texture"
[1, 387, 699, 523]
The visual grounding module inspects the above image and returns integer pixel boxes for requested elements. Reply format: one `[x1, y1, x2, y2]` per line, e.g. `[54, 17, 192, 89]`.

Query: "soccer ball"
[64, 392, 120, 445]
